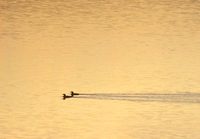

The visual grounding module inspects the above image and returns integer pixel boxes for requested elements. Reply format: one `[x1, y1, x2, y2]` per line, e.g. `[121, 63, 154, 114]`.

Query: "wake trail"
[73, 93, 200, 103]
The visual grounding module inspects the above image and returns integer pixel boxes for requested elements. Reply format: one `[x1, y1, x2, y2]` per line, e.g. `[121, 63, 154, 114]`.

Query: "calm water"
[1, 0, 200, 138]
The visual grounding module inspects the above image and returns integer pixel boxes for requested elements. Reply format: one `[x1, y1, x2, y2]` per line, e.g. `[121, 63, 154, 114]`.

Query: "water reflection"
[1, 0, 200, 138]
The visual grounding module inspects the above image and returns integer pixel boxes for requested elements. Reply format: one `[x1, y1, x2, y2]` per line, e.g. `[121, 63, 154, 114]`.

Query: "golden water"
[1, 0, 200, 138]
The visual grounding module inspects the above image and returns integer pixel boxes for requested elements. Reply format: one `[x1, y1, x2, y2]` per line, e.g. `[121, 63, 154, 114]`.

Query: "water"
[1, 0, 200, 138]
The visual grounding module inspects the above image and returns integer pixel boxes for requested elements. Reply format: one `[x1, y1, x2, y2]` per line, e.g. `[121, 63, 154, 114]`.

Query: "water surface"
[1, 0, 200, 138]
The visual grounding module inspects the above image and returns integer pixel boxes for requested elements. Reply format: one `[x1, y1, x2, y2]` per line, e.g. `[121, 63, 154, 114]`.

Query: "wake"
[72, 93, 200, 103]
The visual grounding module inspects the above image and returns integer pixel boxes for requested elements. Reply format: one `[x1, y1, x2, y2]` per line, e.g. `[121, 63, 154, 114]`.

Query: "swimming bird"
[63, 91, 79, 100]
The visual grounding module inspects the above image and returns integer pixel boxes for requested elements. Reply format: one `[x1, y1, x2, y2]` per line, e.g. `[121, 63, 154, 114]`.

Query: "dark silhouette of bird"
[63, 91, 79, 100]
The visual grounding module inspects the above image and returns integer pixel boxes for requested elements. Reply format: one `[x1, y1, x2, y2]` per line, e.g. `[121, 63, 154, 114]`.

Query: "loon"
[63, 91, 79, 100]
